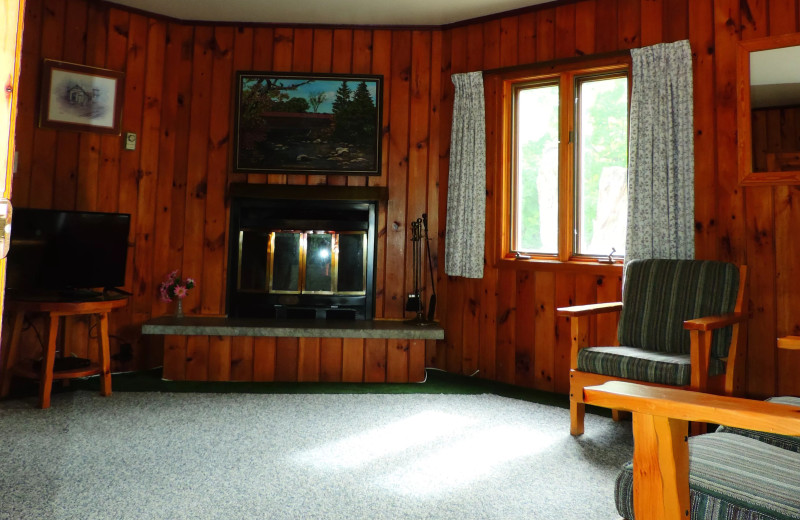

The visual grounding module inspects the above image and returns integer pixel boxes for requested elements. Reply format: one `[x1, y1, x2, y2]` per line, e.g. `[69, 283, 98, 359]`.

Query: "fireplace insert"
[226, 184, 386, 320]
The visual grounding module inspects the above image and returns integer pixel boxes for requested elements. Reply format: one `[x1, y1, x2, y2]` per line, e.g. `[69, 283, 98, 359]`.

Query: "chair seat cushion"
[715, 396, 800, 453]
[616, 432, 800, 520]
[577, 346, 726, 386]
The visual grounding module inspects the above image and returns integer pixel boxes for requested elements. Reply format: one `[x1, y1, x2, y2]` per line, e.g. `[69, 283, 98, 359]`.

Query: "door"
[0, 0, 25, 347]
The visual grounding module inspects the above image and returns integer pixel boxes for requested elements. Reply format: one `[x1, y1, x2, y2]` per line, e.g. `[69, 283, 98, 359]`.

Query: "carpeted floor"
[0, 382, 632, 520]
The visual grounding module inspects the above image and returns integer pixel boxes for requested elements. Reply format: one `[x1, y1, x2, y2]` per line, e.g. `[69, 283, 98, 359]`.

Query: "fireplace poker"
[422, 213, 437, 322]
[405, 219, 422, 315]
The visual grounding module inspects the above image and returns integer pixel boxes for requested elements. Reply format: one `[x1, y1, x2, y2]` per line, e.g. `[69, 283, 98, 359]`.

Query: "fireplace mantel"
[142, 317, 443, 383]
[142, 316, 443, 340]
[229, 183, 389, 202]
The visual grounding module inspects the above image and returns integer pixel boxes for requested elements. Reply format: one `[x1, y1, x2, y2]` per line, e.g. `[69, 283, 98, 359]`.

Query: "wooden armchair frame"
[557, 265, 748, 436]
[584, 381, 800, 520]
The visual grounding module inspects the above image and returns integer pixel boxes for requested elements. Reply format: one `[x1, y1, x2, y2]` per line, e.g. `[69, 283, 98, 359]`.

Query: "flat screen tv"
[6, 208, 131, 297]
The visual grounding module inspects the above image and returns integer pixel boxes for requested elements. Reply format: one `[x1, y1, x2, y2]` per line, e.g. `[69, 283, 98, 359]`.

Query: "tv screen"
[6, 208, 131, 295]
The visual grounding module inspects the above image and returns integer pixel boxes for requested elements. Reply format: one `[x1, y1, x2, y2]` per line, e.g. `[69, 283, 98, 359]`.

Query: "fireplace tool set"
[405, 214, 437, 325]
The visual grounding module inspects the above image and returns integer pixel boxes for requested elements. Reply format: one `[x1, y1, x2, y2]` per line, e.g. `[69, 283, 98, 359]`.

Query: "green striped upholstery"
[616, 432, 800, 520]
[618, 259, 739, 357]
[576, 346, 726, 386]
[715, 397, 800, 453]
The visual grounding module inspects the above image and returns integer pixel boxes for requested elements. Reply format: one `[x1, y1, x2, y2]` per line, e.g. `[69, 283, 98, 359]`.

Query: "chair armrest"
[584, 381, 800, 435]
[559, 302, 621, 370]
[686, 313, 746, 392]
[683, 312, 746, 331]
[557, 301, 622, 317]
[778, 336, 800, 350]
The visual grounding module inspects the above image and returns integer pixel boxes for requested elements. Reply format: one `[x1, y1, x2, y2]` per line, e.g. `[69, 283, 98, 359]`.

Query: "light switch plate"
[125, 132, 137, 150]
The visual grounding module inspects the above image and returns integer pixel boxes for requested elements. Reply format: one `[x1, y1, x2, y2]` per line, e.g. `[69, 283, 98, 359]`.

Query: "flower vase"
[175, 299, 184, 318]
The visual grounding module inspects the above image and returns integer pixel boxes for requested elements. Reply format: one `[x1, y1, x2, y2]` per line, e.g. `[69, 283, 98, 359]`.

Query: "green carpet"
[12, 366, 615, 417]
[85, 368, 567, 402]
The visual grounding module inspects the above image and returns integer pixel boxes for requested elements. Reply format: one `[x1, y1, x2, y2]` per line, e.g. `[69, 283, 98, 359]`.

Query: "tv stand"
[4, 289, 129, 303]
[58, 289, 104, 300]
[104, 287, 132, 297]
[0, 297, 128, 408]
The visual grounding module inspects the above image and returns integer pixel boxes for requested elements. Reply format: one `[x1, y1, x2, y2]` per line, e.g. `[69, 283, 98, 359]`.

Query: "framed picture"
[233, 71, 383, 175]
[39, 59, 124, 134]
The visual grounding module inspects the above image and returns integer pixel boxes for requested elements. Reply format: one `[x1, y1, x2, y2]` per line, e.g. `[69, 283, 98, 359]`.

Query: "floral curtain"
[626, 40, 695, 263]
[445, 71, 486, 279]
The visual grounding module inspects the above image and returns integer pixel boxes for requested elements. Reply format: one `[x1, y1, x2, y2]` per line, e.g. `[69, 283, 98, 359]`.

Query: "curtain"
[625, 40, 695, 263]
[445, 71, 486, 279]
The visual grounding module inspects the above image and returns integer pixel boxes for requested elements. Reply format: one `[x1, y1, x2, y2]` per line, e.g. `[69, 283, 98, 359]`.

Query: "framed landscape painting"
[233, 71, 383, 175]
[39, 59, 124, 134]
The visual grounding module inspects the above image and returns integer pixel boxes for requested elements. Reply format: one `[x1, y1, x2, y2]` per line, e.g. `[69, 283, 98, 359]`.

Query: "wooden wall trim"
[498, 259, 623, 276]
[482, 49, 630, 76]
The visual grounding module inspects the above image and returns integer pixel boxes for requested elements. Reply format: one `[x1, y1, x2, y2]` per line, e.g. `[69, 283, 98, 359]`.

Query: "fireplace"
[226, 184, 387, 320]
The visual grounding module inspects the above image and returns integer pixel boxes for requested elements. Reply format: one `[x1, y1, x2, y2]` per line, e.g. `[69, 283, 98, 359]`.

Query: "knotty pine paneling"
[436, 0, 800, 398]
[7, 0, 800, 397]
[6, 0, 440, 376]
[157, 336, 426, 384]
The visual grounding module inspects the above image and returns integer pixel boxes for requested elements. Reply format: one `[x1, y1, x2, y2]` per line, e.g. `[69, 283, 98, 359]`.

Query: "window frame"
[572, 70, 631, 259]
[493, 55, 632, 266]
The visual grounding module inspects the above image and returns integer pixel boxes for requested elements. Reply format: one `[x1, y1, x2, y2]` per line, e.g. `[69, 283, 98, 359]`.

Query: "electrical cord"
[22, 316, 45, 350]
[23, 316, 130, 354]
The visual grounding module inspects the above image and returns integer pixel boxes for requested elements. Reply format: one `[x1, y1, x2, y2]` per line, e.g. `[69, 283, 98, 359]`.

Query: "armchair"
[557, 259, 747, 436]
[584, 382, 800, 520]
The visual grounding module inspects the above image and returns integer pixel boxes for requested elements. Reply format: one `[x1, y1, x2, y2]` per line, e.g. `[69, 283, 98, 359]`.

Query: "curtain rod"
[481, 49, 632, 77]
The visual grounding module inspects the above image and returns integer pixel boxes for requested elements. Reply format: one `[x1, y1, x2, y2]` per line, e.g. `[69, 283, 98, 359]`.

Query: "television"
[6, 208, 131, 298]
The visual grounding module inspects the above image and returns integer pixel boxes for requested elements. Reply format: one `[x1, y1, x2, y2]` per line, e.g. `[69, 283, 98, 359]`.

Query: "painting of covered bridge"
[233, 72, 383, 175]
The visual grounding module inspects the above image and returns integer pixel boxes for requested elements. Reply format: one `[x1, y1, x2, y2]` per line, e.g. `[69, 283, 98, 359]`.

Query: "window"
[507, 63, 629, 262]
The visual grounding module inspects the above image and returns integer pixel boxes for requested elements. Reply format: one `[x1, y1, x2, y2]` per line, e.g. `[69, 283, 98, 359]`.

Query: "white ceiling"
[750, 45, 800, 109]
[109, 0, 555, 26]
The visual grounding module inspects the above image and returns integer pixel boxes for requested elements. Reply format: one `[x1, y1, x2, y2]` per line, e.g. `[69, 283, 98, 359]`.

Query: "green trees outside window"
[511, 68, 629, 260]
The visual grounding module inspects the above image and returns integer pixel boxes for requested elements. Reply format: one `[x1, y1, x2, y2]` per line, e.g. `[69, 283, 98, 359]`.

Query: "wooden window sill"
[497, 257, 623, 275]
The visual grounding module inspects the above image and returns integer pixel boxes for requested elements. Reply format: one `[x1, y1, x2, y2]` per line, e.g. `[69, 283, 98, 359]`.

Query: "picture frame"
[233, 71, 383, 175]
[39, 59, 124, 134]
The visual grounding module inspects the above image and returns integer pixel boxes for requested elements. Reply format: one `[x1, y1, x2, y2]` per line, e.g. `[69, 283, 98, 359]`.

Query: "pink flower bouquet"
[159, 270, 196, 303]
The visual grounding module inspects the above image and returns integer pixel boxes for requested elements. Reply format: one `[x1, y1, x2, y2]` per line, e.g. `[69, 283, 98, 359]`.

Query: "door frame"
[0, 0, 26, 347]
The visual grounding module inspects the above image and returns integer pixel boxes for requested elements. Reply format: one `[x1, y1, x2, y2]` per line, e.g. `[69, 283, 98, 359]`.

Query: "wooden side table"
[0, 297, 128, 408]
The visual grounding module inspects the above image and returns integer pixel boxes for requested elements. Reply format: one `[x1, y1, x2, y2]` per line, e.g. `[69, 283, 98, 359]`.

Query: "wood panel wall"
[6, 0, 800, 398]
[6, 0, 441, 377]
[162, 335, 426, 383]
[433, 0, 800, 398]
[751, 106, 800, 171]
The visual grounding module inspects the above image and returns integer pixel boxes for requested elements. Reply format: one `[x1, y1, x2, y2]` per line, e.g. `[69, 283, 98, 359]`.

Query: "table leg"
[97, 312, 112, 397]
[39, 314, 59, 409]
[0, 312, 24, 397]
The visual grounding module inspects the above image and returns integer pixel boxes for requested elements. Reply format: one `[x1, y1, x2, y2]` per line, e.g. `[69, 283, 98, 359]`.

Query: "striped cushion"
[715, 397, 800, 453]
[618, 259, 739, 356]
[616, 432, 800, 520]
[577, 346, 726, 386]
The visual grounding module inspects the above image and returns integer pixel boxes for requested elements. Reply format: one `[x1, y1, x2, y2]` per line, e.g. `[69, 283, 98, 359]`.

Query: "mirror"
[738, 33, 800, 185]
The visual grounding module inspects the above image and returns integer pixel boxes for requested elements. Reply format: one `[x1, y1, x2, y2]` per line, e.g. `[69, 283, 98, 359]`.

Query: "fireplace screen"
[237, 230, 367, 296]
[227, 185, 383, 320]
